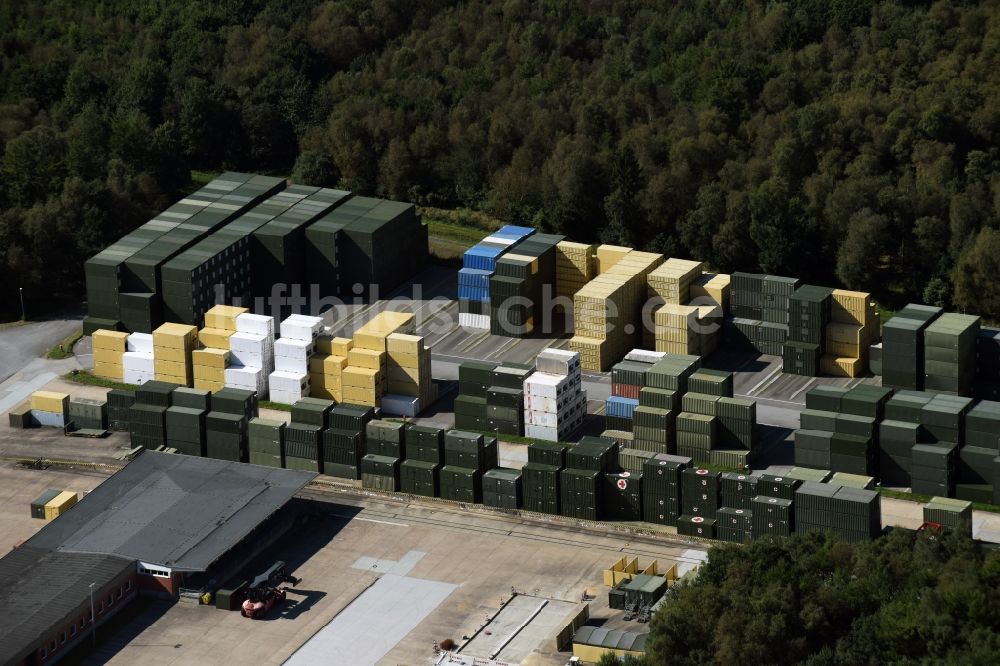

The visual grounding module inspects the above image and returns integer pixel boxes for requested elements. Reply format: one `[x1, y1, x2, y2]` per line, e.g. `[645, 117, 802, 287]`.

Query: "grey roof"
[26, 451, 315, 571]
[573, 625, 648, 651]
[0, 546, 134, 665]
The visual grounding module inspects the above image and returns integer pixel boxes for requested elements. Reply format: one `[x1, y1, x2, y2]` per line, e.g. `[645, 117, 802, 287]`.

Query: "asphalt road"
[0, 314, 83, 385]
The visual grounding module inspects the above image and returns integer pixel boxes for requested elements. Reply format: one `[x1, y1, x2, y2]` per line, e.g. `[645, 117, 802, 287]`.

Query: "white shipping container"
[274, 338, 314, 361]
[123, 369, 155, 385]
[524, 390, 587, 416]
[229, 332, 271, 368]
[624, 349, 666, 364]
[279, 314, 324, 341]
[123, 351, 155, 372]
[524, 372, 576, 398]
[269, 389, 305, 406]
[535, 348, 582, 376]
[32, 409, 67, 428]
[379, 394, 421, 417]
[235, 312, 275, 338]
[274, 355, 308, 374]
[524, 424, 559, 441]
[268, 370, 309, 393]
[458, 313, 490, 329]
[127, 333, 154, 353]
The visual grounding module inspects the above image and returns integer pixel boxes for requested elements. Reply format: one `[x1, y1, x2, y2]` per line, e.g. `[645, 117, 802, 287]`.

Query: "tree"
[953, 228, 1000, 320]
[836, 209, 891, 290]
[292, 150, 338, 187]
[1, 126, 67, 208]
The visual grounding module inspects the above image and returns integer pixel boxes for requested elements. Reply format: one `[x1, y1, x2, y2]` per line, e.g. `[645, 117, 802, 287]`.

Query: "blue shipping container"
[606, 396, 640, 419]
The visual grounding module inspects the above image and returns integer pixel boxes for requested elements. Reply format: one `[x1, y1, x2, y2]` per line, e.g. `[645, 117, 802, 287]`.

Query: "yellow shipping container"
[193, 365, 225, 381]
[152, 322, 198, 349]
[157, 374, 189, 386]
[689, 273, 731, 312]
[93, 361, 123, 381]
[386, 333, 424, 354]
[348, 348, 386, 370]
[343, 386, 378, 405]
[316, 335, 353, 356]
[310, 386, 342, 401]
[154, 346, 191, 364]
[92, 329, 128, 351]
[831, 289, 875, 326]
[199, 328, 234, 349]
[820, 355, 866, 378]
[31, 391, 69, 414]
[343, 367, 382, 388]
[194, 378, 225, 391]
[203, 305, 248, 331]
[388, 366, 421, 383]
[44, 491, 78, 521]
[154, 359, 190, 377]
[387, 351, 421, 369]
[353, 331, 387, 352]
[596, 245, 632, 273]
[192, 348, 229, 368]
[309, 354, 348, 374]
[388, 380, 421, 395]
[309, 372, 342, 389]
[92, 347, 124, 365]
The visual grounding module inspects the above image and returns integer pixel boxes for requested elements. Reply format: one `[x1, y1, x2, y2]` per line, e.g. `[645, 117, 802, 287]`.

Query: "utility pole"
[89, 582, 96, 646]
[19, 287, 25, 321]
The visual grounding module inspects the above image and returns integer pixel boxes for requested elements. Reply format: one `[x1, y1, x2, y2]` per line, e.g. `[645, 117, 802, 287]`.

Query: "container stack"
[192, 347, 230, 392]
[205, 396, 253, 463]
[642, 453, 690, 526]
[555, 241, 595, 306]
[522, 441, 569, 515]
[689, 273, 731, 314]
[382, 332, 436, 417]
[482, 468, 523, 509]
[123, 333, 155, 385]
[715, 396, 757, 465]
[324, 404, 375, 478]
[30, 391, 70, 428]
[645, 258, 705, 348]
[720, 472, 759, 510]
[164, 387, 209, 456]
[199, 305, 247, 350]
[152, 323, 198, 386]
[716, 507, 753, 543]
[92, 330, 128, 381]
[248, 418, 285, 468]
[881, 304, 943, 390]
[923, 497, 973, 538]
[480, 363, 529, 436]
[680, 467, 721, 520]
[361, 455, 401, 491]
[603, 472, 643, 521]
[269, 314, 323, 405]
[821, 290, 878, 378]
[310, 335, 352, 402]
[783, 285, 834, 376]
[794, 385, 891, 476]
[440, 431, 498, 503]
[107, 389, 135, 431]
[569, 250, 664, 371]
[632, 385, 677, 455]
[454, 361, 496, 430]
[129, 381, 176, 449]
[794, 481, 882, 542]
[974, 328, 1000, 400]
[560, 436, 618, 520]
[730, 272, 765, 321]
[341, 311, 415, 407]
[595, 245, 631, 274]
[226, 312, 276, 398]
[68, 398, 108, 431]
[751, 496, 794, 538]
[962, 401, 1000, 504]
[923, 313, 980, 396]
[458, 225, 535, 329]
[651, 304, 721, 356]
[401, 425, 444, 497]
[524, 349, 586, 441]
[490, 233, 563, 337]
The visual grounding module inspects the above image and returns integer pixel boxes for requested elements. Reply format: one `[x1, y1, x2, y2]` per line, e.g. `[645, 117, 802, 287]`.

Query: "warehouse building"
[0, 451, 315, 665]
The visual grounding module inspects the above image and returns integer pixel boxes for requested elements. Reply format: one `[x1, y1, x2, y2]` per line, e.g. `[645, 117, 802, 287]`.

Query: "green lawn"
[63, 370, 138, 391]
[259, 400, 292, 412]
[190, 170, 218, 186]
[46, 326, 83, 359]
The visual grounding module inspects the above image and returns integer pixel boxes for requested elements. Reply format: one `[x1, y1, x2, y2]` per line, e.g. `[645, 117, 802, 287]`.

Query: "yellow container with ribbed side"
[31, 391, 70, 415]
[203, 305, 247, 331]
[92, 329, 128, 351]
[194, 378, 225, 391]
[93, 348, 124, 365]
[153, 322, 198, 349]
[192, 348, 229, 368]
[309, 354, 348, 374]
[93, 361, 123, 381]
[316, 336, 353, 355]
[348, 348, 386, 370]
[44, 491, 78, 521]
[199, 328, 234, 350]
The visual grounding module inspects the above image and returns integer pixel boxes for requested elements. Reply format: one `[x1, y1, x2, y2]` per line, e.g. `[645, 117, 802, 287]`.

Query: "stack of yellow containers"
[646, 259, 705, 348]
[152, 323, 198, 385]
[339, 311, 416, 406]
[569, 250, 664, 371]
[386, 333, 436, 405]
[653, 304, 702, 354]
[92, 330, 128, 381]
[192, 348, 229, 390]
[555, 241, 596, 301]
[689, 273, 732, 314]
[821, 290, 878, 377]
[595, 245, 632, 274]
[199, 305, 247, 350]
[310, 336, 352, 401]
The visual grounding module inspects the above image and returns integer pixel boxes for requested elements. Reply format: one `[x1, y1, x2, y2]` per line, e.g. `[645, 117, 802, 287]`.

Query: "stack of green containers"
[560, 436, 618, 520]
[731, 272, 764, 320]
[324, 403, 375, 477]
[716, 397, 756, 461]
[676, 393, 718, 463]
[603, 472, 642, 521]
[677, 514, 716, 539]
[762, 275, 802, 326]
[360, 420, 407, 483]
[795, 385, 892, 476]
[361, 454, 401, 491]
[284, 423, 322, 472]
[303, 214, 346, 298]
[454, 361, 496, 430]
[716, 507, 753, 543]
[681, 467, 720, 518]
[798, 483, 881, 542]
[911, 442, 957, 497]
[618, 447, 657, 474]
[400, 425, 444, 497]
[961, 401, 1000, 504]
[881, 304, 943, 390]
[923, 313, 980, 396]
[68, 398, 108, 431]
[211, 388, 259, 423]
[483, 468, 522, 509]
[642, 453, 690, 526]
[878, 391, 930, 486]
[205, 411, 248, 462]
[831, 412, 877, 475]
[687, 369, 734, 397]
[720, 472, 759, 510]
[975, 327, 1000, 400]
[783, 285, 834, 376]
[522, 441, 569, 514]
[487, 363, 533, 435]
[165, 407, 206, 456]
[756, 474, 801, 500]
[441, 431, 498, 503]
[752, 495, 794, 537]
[129, 381, 177, 449]
[923, 497, 973, 538]
[248, 418, 285, 468]
[107, 389, 136, 432]
[489, 234, 562, 337]
[631, 404, 675, 454]
[439, 466, 482, 502]
[645, 355, 701, 394]
[250, 188, 352, 300]
[292, 398, 334, 428]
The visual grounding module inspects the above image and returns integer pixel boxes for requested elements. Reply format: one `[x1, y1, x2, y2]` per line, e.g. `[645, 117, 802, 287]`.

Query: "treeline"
[1, 1, 999, 318]
[639, 530, 1000, 665]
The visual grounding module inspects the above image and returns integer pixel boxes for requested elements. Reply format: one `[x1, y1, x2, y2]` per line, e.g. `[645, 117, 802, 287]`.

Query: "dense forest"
[638, 530, 1000, 665]
[1, 1, 999, 318]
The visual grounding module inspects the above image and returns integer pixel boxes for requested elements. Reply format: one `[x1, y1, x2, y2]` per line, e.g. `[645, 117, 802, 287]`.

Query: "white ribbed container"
[525, 424, 559, 441]
[126, 333, 154, 353]
[268, 370, 309, 405]
[274, 337, 313, 360]
[229, 332, 271, 368]
[279, 314, 323, 341]
[536, 348, 582, 376]
[32, 410, 67, 428]
[459, 313, 490, 329]
[235, 312, 275, 338]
